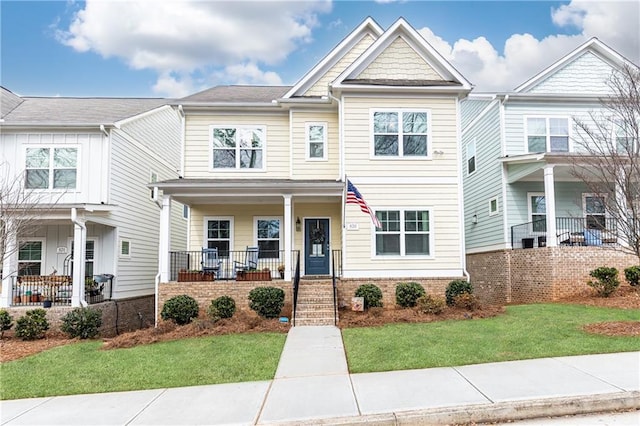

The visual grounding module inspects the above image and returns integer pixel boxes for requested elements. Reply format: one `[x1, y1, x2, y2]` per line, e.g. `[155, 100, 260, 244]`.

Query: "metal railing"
[292, 251, 301, 327]
[10, 274, 113, 307]
[169, 249, 289, 281]
[511, 217, 618, 249]
[331, 250, 342, 326]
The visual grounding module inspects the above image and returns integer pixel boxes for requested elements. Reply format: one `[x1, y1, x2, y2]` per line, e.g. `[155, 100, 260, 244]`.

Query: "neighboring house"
[461, 38, 638, 304]
[154, 18, 472, 317]
[0, 88, 187, 327]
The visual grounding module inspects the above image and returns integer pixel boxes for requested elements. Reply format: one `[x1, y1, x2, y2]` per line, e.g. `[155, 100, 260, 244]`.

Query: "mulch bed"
[2, 288, 638, 363]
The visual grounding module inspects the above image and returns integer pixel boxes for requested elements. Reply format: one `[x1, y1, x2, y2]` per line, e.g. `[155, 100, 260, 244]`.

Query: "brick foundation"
[4, 295, 155, 338]
[467, 247, 637, 304]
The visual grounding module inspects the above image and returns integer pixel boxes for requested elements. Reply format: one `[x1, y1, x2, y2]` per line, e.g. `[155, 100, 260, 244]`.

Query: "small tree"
[588, 267, 620, 297]
[570, 64, 640, 261]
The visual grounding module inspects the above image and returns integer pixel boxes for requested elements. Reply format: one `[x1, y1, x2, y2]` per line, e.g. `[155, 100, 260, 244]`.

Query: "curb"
[268, 392, 640, 425]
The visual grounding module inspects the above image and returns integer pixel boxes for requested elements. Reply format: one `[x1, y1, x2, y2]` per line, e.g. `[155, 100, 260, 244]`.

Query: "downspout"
[152, 191, 162, 327]
[456, 98, 471, 283]
[178, 105, 185, 178]
[71, 208, 88, 307]
[327, 89, 347, 276]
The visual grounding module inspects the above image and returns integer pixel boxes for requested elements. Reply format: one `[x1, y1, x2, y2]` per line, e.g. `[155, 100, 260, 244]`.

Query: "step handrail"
[292, 251, 301, 326]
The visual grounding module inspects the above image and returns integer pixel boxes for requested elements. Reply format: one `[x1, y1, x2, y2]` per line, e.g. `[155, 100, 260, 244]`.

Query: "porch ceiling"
[152, 179, 344, 205]
[502, 153, 588, 183]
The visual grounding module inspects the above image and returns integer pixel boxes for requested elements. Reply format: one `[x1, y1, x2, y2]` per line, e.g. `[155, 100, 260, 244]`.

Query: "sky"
[1, 0, 639, 98]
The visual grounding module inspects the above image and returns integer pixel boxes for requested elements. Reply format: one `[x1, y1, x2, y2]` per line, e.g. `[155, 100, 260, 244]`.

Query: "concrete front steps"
[293, 279, 337, 326]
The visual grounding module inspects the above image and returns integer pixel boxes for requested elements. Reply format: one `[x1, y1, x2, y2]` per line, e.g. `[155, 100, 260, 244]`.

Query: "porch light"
[472, 214, 478, 225]
[296, 217, 301, 232]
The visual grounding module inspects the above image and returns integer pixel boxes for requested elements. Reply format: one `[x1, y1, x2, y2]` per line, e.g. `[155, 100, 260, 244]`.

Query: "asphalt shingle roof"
[1, 87, 169, 126]
[178, 85, 292, 103]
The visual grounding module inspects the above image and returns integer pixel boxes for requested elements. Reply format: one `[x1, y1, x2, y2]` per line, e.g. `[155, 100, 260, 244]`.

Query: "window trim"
[370, 109, 432, 160]
[119, 239, 131, 259]
[305, 122, 328, 161]
[467, 138, 477, 175]
[254, 216, 283, 260]
[371, 207, 434, 259]
[524, 116, 571, 153]
[209, 125, 267, 172]
[203, 216, 234, 257]
[17, 238, 45, 276]
[23, 145, 80, 191]
[489, 196, 499, 216]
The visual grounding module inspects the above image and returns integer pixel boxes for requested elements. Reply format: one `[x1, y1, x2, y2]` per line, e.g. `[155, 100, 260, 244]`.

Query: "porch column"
[159, 195, 172, 282]
[614, 177, 628, 247]
[0, 222, 18, 308]
[544, 165, 557, 247]
[71, 209, 87, 307]
[283, 195, 292, 281]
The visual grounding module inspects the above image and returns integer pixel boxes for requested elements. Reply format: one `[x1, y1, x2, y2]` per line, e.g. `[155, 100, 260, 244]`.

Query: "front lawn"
[1, 332, 286, 400]
[342, 304, 640, 373]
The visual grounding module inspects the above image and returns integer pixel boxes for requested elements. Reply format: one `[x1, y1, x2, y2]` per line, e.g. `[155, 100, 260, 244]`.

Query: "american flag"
[346, 179, 382, 229]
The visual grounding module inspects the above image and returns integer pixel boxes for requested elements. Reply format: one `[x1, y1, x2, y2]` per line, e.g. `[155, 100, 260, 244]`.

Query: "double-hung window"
[18, 241, 43, 275]
[211, 126, 265, 170]
[583, 194, 606, 230]
[375, 209, 431, 256]
[306, 123, 327, 160]
[205, 218, 232, 257]
[70, 240, 96, 277]
[256, 218, 281, 259]
[25, 147, 78, 189]
[372, 110, 429, 157]
[467, 139, 476, 175]
[528, 193, 546, 233]
[526, 117, 569, 153]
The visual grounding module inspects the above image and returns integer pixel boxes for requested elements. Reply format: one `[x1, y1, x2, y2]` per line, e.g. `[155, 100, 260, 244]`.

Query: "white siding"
[0, 131, 108, 205]
[527, 52, 616, 95]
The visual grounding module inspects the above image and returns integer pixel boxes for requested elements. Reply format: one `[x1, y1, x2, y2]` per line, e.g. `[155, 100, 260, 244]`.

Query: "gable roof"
[282, 17, 384, 99]
[1, 92, 168, 126]
[514, 38, 634, 93]
[1, 87, 24, 118]
[332, 18, 472, 93]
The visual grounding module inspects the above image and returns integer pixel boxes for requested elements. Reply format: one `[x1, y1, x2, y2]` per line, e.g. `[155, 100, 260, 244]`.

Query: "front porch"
[7, 274, 113, 307]
[511, 216, 619, 249]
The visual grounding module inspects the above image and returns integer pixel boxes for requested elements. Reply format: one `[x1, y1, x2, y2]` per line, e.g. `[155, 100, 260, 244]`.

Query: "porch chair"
[234, 246, 259, 273]
[201, 248, 222, 276]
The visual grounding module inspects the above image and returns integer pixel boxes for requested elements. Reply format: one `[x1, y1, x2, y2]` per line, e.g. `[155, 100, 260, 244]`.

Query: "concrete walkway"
[1, 326, 639, 425]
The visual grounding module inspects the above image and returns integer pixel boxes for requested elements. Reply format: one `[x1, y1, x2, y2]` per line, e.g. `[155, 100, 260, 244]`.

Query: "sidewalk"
[1, 326, 639, 425]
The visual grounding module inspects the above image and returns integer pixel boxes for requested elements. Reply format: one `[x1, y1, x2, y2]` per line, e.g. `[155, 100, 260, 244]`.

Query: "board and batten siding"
[119, 105, 182, 170]
[290, 110, 340, 179]
[343, 182, 463, 276]
[342, 96, 459, 177]
[526, 52, 616, 95]
[461, 101, 506, 252]
[109, 129, 186, 299]
[0, 132, 108, 205]
[183, 113, 290, 179]
[503, 102, 605, 156]
[305, 34, 376, 97]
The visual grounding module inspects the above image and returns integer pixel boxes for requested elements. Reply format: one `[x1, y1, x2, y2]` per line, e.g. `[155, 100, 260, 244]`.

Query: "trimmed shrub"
[624, 266, 640, 287]
[15, 309, 49, 341]
[395, 282, 426, 308]
[416, 294, 446, 315]
[161, 295, 200, 325]
[60, 307, 103, 339]
[445, 280, 473, 306]
[588, 267, 620, 297]
[453, 293, 480, 311]
[248, 287, 285, 318]
[209, 296, 236, 320]
[0, 309, 13, 339]
[355, 284, 383, 309]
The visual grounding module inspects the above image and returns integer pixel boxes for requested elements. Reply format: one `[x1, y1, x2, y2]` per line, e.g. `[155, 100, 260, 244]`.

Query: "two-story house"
[154, 18, 472, 323]
[461, 38, 638, 305]
[0, 88, 187, 331]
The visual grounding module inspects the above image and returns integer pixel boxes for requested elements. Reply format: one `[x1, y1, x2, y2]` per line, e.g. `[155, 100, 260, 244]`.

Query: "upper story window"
[372, 110, 430, 157]
[375, 209, 431, 257]
[306, 123, 327, 160]
[526, 117, 569, 153]
[467, 139, 476, 175]
[25, 147, 77, 189]
[211, 126, 265, 170]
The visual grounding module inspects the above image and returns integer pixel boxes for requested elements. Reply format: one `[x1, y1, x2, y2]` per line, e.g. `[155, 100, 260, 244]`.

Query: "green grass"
[342, 304, 640, 373]
[1, 333, 286, 400]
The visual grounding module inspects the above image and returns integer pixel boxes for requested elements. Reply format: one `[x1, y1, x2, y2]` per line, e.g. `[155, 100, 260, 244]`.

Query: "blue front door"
[304, 218, 330, 275]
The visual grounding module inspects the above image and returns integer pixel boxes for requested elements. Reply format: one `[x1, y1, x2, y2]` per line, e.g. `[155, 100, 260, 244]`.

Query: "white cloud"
[419, 0, 639, 92]
[216, 62, 284, 86]
[56, 0, 331, 97]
